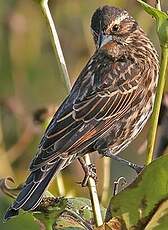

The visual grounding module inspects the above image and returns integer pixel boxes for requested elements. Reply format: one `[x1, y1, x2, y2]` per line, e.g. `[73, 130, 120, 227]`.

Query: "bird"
[4, 5, 159, 220]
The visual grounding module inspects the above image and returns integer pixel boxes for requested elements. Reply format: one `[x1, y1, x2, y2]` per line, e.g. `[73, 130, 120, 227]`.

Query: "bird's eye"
[112, 24, 119, 32]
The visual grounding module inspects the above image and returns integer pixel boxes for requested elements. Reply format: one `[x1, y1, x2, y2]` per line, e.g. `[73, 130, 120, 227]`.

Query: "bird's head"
[91, 5, 139, 49]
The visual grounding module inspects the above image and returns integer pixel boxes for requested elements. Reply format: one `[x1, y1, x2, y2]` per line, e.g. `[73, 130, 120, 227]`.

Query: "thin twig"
[101, 157, 111, 206]
[55, 173, 65, 196]
[84, 155, 103, 226]
[40, 0, 71, 93]
[146, 47, 168, 164]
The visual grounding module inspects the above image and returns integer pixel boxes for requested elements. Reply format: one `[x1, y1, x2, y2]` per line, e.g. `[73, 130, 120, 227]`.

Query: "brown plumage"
[5, 5, 159, 220]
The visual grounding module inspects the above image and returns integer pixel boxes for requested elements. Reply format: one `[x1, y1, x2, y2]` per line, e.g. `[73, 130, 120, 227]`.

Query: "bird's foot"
[78, 158, 97, 187]
[99, 149, 144, 174]
[82, 163, 97, 187]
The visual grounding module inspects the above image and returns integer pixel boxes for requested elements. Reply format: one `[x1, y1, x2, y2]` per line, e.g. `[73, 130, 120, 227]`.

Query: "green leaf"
[137, 0, 168, 47]
[145, 199, 168, 230]
[106, 154, 168, 229]
[137, 0, 168, 20]
[33, 197, 106, 229]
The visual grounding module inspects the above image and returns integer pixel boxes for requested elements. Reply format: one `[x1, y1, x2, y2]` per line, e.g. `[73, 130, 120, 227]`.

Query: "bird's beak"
[98, 32, 113, 48]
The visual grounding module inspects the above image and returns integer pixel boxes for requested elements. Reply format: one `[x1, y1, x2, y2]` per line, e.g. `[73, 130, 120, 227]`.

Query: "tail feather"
[4, 158, 66, 221]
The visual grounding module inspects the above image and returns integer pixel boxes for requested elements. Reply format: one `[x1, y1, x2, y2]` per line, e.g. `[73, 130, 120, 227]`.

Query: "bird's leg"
[98, 149, 144, 174]
[78, 157, 97, 187]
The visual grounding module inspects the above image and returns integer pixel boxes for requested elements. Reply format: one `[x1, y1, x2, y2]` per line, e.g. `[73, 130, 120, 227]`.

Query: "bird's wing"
[30, 50, 145, 171]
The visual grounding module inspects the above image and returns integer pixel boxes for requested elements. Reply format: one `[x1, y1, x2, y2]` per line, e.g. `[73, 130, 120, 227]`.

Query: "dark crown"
[91, 5, 128, 34]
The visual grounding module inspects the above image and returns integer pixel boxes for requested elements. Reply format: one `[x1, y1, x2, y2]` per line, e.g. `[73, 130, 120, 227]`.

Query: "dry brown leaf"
[0, 177, 22, 198]
[95, 217, 122, 230]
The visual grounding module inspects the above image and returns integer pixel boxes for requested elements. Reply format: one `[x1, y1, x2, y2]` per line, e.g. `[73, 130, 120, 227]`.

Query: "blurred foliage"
[0, 0, 168, 229]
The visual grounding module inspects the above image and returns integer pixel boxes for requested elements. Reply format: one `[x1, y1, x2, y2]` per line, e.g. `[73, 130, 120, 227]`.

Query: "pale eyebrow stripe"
[106, 13, 128, 31]
[115, 13, 128, 23]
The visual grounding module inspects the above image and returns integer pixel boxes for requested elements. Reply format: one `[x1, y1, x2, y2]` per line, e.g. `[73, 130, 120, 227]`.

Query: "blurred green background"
[0, 0, 167, 229]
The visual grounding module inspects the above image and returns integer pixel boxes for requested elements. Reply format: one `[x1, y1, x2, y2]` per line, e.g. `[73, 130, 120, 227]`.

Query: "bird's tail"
[4, 158, 66, 221]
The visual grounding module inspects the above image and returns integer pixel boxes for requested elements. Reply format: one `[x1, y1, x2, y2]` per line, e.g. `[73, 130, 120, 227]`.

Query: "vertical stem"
[41, 0, 71, 93]
[55, 173, 65, 196]
[101, 157, 111, 206]
[146, 47, 168, 164]
[84, 155, 103, 227]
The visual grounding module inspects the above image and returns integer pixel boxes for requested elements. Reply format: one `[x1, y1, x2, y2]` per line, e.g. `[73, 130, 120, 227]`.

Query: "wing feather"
[30, 49, 145, 170]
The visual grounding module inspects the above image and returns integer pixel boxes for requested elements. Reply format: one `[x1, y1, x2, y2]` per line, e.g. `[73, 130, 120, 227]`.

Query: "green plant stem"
[101, 157, 111, 206]
[41, 0, 71, 93]
[55, 173, 65, 196]
[84, 155, 103, 227]
[146, 46, 168, 165]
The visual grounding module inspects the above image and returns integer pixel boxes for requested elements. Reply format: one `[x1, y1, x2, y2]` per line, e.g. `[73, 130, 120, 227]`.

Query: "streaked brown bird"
[5, 5, 159, 220]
